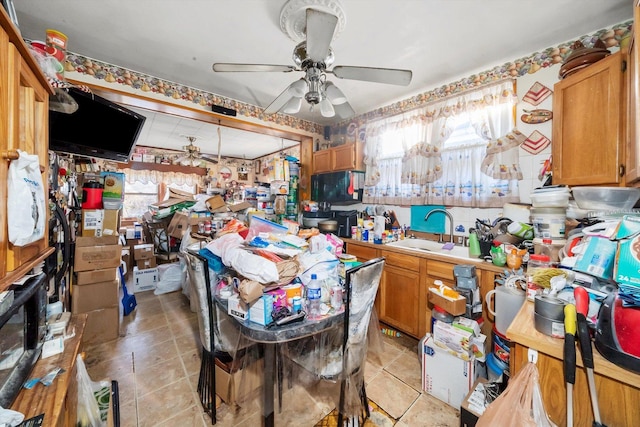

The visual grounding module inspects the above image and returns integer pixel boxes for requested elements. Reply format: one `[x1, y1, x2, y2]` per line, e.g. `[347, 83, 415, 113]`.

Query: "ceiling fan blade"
[212, 63, 297, 73]
[199, 155, 219, 164]
[264, 80, 302, 115]
[305, 9, 338, 62]
[334, 102, 356, 120]
[331, 66, 413, 86]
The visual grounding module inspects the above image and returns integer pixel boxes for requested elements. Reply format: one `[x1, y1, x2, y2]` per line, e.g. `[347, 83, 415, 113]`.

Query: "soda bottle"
[306, 274, 322, 320]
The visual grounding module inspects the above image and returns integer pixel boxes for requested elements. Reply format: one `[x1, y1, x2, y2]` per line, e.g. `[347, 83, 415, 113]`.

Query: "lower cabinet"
[378, 264, 422, 337]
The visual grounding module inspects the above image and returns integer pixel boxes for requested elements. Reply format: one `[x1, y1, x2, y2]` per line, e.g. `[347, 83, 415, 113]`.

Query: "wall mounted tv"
[49, 88, 146, 162]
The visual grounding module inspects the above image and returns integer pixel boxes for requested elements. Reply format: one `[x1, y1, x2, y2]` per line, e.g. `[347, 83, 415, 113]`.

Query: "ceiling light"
[283, 96, 302, 114]
[325, 81, 347, 105]
[288, 78, 307, 97]
[320, 98, 335, 117]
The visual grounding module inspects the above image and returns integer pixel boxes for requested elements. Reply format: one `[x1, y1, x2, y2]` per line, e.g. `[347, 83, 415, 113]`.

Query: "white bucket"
[531, 207, 566, 239]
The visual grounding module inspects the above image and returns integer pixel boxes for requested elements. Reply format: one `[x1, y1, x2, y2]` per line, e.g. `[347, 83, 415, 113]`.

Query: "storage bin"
[530, 207, 566, 239]
[530, 187, 571, 208]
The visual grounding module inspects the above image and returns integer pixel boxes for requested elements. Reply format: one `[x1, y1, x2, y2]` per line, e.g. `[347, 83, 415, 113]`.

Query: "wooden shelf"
[121, 161, 208, 176]
[0, 247, 54, 292]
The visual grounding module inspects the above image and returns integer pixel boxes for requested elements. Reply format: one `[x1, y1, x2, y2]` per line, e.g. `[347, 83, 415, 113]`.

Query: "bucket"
[492, 326, 511, 365]
[530, 207, 566, 239]
[82, 181, 103, 209]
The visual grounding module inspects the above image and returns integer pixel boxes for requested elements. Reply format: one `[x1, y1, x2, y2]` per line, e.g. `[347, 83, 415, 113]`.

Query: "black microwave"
[311, 171, 365, 205]
[0, 273, 47, 407]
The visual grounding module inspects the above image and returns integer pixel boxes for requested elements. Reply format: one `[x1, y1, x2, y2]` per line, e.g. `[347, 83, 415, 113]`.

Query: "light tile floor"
[84, 289, 460, 426]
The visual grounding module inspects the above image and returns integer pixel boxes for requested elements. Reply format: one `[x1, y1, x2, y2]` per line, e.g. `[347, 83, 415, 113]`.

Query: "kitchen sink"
[386, 239, 476, 261]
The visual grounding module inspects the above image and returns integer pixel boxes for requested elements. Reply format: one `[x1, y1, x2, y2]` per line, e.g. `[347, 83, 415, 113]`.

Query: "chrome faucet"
[424, 209, 454, 244]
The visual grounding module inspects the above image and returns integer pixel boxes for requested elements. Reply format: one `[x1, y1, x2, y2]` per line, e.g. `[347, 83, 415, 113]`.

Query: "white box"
[433, 320, 474, 360]
[132, 266, 159, 293]
[228, 295, 249, 321]
[422, 336, 479, 409]
[248, 295, 274, 326]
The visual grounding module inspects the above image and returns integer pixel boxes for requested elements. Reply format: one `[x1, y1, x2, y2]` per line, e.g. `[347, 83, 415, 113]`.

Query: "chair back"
[342, 257, 385, 374]
[184, 250, 243, 353]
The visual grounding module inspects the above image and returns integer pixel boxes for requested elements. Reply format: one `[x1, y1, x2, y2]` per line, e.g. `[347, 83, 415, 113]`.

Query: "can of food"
[292, 296, 302, 313]
[351, 225, 358, 237]
[204, 221, 212, 234]
[330, 286, 343, 311]
[198, 221, 205, 234]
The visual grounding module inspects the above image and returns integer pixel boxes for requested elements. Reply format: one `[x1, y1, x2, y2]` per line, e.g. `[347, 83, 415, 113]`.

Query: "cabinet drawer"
[382, 251, 420, 271]
[346, 243, 377, 261]
[427, 260, 455, 281]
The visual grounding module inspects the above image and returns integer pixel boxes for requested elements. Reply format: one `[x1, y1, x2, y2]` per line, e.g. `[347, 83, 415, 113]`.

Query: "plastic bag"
[154, 259, 186, 295]
[476, 362, 557, 427]
[76, 355, 111, 427]
[7, 150, 46, 246]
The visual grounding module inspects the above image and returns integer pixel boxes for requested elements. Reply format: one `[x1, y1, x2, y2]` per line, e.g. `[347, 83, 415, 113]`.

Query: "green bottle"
[468, 229, 481, 258]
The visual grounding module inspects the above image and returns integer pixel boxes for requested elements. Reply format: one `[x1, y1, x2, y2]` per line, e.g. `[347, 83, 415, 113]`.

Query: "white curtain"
[363, 80, 523, 207]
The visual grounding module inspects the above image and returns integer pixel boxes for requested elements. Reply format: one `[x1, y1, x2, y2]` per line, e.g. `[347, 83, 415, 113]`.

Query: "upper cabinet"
[627, 3, 640, 184]
[312, 141, 364, 174]
[0, 8, 54, 287]
[552, 51, 626, 186]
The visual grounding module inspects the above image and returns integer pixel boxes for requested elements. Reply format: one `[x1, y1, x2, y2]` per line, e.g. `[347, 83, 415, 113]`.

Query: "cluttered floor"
[83, 287, 459, 426]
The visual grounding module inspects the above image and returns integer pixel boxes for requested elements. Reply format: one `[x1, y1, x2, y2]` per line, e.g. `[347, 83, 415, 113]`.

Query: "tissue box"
[249, 295, 274, 326]
[228, 295, 249, 321]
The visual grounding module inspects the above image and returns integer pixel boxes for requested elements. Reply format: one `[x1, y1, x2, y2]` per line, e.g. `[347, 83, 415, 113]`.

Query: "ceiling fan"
[212, 5, 412, 119]
[176, 135, 220, 166]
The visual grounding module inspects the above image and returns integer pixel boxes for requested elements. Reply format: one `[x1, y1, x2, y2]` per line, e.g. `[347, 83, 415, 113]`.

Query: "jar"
[431, 305, 454, 332]
[526, 254, 552, 300]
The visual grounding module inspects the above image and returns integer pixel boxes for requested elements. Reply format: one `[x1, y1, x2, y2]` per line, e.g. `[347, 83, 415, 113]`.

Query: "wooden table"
[12, 314, 87, 427]
[507, 301, 640, 427]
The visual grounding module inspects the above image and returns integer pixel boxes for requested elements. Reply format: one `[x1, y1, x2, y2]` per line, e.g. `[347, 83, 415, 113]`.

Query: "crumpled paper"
[0, 406, 24, 427]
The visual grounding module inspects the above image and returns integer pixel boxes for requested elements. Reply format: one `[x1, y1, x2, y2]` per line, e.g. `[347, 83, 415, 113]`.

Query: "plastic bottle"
[468, 229, 481, 258]
[306, 274, 322, 320]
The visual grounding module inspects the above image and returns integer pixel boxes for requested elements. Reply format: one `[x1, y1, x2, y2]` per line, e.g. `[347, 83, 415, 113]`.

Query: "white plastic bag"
[7, 150, 46, 246]
[154, 259, 186, 295]
[76, 355, 110, 427]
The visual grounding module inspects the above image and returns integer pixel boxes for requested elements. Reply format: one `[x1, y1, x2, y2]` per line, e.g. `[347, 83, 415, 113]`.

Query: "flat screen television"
[49, 88, 146, 162]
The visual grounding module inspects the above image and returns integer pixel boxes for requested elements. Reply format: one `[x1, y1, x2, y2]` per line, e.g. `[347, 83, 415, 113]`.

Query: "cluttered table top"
[507, 301, 640, 389]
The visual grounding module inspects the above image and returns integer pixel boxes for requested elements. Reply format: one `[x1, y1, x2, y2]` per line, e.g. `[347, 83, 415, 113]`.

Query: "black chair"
[284, 257, 385, 425]
[146, 219, 179, 263]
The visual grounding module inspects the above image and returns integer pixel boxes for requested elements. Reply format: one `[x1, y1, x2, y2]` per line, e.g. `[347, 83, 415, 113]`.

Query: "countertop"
[344, 238, 505, 272]
[506, 301, 640, 389]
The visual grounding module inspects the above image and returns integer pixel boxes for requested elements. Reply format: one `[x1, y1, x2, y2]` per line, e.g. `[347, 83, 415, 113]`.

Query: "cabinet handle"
[620, 164, 626, 177]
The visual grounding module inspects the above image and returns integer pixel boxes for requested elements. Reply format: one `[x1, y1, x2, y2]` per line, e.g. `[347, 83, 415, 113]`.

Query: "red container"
[82, 181, 104, 209]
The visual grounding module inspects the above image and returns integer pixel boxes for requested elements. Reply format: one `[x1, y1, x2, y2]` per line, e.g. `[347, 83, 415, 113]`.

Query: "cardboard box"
[429, 287, 466, 316]
[433, 320, 474, 360]
[460, 378, 489, 427]
[75, 268, 118, 285]
[229, 201, 252, 212]
[167, 212, 191, 239]
[614, 215, 640, 287]
[228, 295, 249, 321]
[133, 243, 154, 260]
[72, 279, 119, 313]
[75, 236, 122, 272]
[205, 195, 227, 213]
[215, 356, 263, 405]
[132, 266, 159, 293]
[149, 198, 196, 218]
[82, 306, 120, 345]
[136, 257, 157, 270]
[422, 336, 479, 409]
[100, 171, 125, 200]
[81, 209, 121, 237]
[248, 295, 274, 326]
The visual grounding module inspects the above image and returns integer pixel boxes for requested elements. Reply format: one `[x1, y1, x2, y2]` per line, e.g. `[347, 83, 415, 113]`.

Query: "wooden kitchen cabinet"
[552, 51, 626, 186]
[312, 141, 364, 173]
[376, 249, 427, 338]
[0, 7, 53, 288]
[626, 2, 640, 184]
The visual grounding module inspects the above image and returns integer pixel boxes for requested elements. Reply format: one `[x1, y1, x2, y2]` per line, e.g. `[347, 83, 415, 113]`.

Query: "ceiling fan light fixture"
[320, 98, 335, 117]
[283, 96, 303, 114]
[325, 81, 347, 105]
[288, 78, 307, 97]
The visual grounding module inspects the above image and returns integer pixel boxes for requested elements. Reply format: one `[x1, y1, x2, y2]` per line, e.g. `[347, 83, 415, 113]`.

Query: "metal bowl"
[318, 220, 338, 233]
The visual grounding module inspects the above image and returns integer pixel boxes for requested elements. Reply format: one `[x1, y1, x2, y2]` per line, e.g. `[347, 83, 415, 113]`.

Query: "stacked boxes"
[73, 236, 121, 345]
[81, 208, 121, 237]
[132, 243, 158, 293]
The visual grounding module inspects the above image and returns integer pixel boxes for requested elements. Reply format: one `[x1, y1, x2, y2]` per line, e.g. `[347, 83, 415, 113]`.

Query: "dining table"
[214, 297, 344, 427]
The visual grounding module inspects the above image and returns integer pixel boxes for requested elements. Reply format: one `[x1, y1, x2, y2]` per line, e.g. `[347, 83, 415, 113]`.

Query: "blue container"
[198, 248, 224, 274]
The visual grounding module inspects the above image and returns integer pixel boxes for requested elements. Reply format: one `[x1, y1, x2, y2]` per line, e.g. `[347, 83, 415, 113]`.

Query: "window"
[363, 80, 524, 207]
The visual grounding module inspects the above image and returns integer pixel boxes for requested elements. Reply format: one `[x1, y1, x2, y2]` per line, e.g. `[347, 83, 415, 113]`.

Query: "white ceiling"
[12, 0, 633, 156]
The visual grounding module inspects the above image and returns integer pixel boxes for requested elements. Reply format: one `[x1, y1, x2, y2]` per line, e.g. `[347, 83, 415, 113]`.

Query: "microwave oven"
[311, 171, 365, 205]
[0, 273, 47, 407]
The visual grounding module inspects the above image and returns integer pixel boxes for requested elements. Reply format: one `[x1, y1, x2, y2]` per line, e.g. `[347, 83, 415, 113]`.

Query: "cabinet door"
[331, 144, 356, 171]
[552, 52, 625, 186]
[378, 265, 420, 337]
[627, 5, 640, 183]
[313, 150, 331, 173]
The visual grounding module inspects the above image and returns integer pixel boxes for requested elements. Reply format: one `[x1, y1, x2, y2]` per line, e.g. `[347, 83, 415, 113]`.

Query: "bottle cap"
[311, 274, 317, 280]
